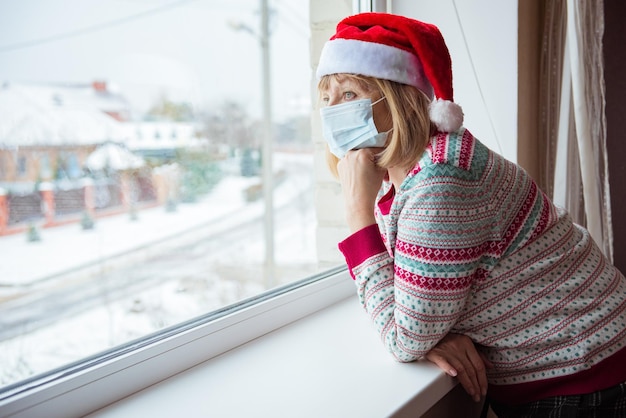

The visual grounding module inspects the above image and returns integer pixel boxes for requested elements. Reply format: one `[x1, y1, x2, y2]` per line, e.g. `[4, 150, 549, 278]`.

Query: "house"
[0, 81, 132, 188]
[0, 81, 155, 232]
[123, 121, 202, 161]
[0, 80, 208, 233]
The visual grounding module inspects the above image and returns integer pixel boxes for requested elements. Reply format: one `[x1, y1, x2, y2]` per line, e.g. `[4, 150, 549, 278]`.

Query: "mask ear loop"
[371, 95, 392, 141]
[371, 96, 386, 106]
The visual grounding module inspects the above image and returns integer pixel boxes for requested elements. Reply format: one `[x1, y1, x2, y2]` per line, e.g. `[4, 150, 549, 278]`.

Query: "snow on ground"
[0, 152, 323, 387]
[0, 153, 314, 289]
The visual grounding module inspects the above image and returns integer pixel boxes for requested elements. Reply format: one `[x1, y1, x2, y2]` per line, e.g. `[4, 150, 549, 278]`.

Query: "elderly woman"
[317, 12, 626, 417]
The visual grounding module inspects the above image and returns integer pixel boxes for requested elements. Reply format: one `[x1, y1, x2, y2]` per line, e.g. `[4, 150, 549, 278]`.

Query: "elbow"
[388, 344, 422, 363]
[383, 328, 425, 363]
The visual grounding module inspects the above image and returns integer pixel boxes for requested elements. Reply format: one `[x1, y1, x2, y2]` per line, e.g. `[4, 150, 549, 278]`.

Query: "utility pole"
[228, 0, 274, 287]
[260, 0, 274, 286]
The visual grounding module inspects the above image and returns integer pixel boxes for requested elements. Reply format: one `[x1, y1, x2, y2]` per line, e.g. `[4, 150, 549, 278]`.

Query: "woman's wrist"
[346, 209, 376, 232]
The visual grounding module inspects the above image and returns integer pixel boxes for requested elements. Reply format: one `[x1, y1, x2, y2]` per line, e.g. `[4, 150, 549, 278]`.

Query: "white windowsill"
[87, 284, 461, 417]
[2, 270, 483, 418]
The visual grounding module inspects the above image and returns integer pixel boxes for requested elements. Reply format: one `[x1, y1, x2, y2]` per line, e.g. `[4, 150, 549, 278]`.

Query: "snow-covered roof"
[85, 142, 145, 171]
[122, 122, 198, 151]
[0, 82, 130, 147]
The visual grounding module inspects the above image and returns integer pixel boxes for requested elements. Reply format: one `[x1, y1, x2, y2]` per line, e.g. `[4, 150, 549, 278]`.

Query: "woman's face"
[319, 74, 393, 133]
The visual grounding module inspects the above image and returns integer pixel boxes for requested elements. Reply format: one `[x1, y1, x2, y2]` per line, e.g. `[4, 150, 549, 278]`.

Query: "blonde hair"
[318, 74, 434, 178]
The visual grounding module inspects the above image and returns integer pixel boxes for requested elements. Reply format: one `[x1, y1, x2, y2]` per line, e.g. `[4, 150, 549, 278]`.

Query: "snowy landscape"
[0, 152, 320, 388]
[0, 0, 316, 391]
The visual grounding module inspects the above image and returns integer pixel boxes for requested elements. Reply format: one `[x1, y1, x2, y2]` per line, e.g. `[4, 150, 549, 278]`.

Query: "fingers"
[425, 350, 480, 402]
[456, 351, 486, 402]
[424, 350, 480, 401]
[343, 148, 385, 170]
[465, 345, 488, 400]
[424, 351, 458, 378]
[424, 334, 489, 403]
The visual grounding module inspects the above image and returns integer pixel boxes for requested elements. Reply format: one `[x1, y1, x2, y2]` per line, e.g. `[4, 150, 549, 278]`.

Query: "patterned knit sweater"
[338, 128, 626, 404]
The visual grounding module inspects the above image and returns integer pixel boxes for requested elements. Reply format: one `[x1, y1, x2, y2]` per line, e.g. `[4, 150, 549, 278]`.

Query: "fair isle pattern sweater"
[338, 128, 626, 404]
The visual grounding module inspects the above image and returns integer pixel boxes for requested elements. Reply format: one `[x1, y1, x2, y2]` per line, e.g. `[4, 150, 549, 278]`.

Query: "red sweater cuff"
[338, 224, 388, 279]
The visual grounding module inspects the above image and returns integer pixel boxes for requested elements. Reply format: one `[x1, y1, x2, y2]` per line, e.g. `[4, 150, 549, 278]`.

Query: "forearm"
[355, 260, 423, 362]
[339, 226, 438, 361]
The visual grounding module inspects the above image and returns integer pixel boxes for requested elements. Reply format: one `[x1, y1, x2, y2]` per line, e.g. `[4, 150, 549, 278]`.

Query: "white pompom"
[429, 99, 464, 132]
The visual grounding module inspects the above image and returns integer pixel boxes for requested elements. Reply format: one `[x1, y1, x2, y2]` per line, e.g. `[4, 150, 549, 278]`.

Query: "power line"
[275, 13, 309, 38]
[451, 0, 503, 156]
[0, 0, 202, 53]
[273, 0, 309, 38]
[274, 0, 307, 26]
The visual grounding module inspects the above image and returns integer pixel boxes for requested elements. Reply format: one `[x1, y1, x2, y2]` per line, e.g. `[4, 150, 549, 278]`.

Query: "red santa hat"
[316, 12, 463, 132]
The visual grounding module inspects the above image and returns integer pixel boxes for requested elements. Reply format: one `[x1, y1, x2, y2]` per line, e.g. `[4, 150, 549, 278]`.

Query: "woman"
[317, 12, 626, 417]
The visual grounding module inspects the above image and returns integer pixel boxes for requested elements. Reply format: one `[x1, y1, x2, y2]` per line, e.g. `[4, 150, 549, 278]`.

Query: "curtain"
[538, 0, 566, 201]
[542, 0, 613, 261]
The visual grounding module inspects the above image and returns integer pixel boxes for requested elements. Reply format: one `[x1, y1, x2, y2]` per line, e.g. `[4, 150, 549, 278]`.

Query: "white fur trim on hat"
[316, 38, 434, 99]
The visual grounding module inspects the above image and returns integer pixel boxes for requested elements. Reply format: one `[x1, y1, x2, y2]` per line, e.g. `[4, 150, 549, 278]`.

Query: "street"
[0, 184, 315, 341]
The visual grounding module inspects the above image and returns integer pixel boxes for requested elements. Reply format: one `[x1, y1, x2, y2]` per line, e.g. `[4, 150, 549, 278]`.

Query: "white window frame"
[354, 0, 388, 13]
[0, 267, 354, 418]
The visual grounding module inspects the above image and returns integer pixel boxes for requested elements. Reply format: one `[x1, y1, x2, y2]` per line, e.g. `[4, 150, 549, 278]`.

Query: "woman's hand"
[424, 333, 492, 402]
[337, 148, 386, 232]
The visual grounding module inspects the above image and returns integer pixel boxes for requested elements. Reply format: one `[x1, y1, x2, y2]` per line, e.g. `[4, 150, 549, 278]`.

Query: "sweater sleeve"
[342, 165, 490, 363]
[338, 224, 389, 280]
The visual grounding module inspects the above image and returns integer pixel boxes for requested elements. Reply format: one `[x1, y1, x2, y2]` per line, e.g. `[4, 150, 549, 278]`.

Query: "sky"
[0, 0, 311, 122]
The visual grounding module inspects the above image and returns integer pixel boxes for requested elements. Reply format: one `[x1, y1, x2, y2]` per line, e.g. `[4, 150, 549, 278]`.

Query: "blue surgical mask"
[320, 97, 389, 158]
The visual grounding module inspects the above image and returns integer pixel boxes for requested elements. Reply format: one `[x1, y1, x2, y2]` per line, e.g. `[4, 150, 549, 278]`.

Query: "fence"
[0, 173, 157, 236]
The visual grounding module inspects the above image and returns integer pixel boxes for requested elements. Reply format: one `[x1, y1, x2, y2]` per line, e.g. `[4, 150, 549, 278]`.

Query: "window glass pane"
[0, 0, 321, 389]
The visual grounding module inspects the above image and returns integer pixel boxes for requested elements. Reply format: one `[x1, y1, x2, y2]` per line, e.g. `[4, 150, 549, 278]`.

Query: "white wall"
[391, 0, 518, 162]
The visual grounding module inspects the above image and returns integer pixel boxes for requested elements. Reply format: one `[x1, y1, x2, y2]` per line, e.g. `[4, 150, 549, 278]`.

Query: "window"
[1, 0, 525, 415]
[16, 156, 27, 178]
[0, 0, 328, 399]
[39, 154, 52, 180]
